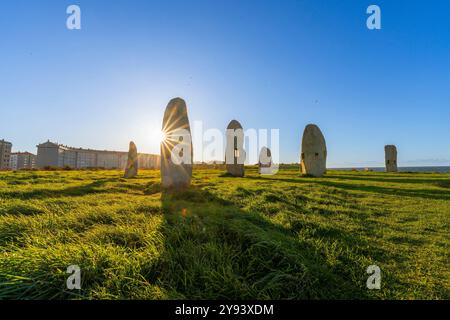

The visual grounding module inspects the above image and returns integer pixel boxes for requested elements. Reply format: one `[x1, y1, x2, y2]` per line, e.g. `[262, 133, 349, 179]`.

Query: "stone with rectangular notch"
[385, 145, 398, 172]
[225, 120, 245, 177]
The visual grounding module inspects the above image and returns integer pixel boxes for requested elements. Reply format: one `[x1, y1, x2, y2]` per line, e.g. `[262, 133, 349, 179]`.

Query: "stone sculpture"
[259, 147, 273, 175]
[300, 124, 327, 177]
[225, 120, 245, 177]
[385, 145, 398, 172]
[160, 98, 193, 189]
[124, 141, 138, 178]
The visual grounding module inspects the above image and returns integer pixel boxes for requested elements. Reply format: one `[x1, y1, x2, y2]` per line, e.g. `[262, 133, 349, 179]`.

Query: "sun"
[158, 130, 167, 144]
[144, 125, 168, 150]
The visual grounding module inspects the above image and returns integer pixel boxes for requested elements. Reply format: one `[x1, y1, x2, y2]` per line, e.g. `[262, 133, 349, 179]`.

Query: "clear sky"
[1, 0, 449, 167]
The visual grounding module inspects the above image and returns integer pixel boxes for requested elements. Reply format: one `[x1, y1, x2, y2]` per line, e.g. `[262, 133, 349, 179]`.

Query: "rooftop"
[0, 139, 12, 145]
[37, 140, 159, 156]
[11, 152, 36, 156]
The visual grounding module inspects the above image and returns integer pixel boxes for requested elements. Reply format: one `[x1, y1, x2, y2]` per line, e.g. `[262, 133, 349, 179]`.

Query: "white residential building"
[0, 139, 12, 170]
[10, 152, 37, 170]
[36, 140, 160, 169]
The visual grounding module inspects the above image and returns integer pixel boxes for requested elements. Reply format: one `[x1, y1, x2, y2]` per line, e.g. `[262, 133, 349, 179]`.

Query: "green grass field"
[0, 167, 448, 299]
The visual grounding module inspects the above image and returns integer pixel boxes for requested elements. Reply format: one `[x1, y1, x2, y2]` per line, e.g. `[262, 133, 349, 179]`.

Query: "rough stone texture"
[124, 141, 138, 178]
[259, 147, 273, 175]
[225, 120, 245, 177]
[385, 145, 398, 172]
[160, 98, 193, 189]
[300, 124, 327, 177]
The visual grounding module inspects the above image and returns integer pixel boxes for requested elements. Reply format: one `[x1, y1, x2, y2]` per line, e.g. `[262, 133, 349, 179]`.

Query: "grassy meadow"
[0, 167, 448, 299]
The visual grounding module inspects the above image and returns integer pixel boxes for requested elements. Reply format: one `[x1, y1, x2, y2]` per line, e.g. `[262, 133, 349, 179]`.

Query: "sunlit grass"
[0, 167, 448, 299]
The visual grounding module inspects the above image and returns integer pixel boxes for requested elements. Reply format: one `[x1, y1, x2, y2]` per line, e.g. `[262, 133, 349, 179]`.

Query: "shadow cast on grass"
[144, 185, 399, 299]
[0, 178, 139, 200]
[325, 174, 450, 187]
[314, 180, 450, 201]
[244, 175, 450, 201]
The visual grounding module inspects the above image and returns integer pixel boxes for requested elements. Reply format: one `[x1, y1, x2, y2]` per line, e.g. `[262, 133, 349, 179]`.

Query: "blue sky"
[1, 0, 449, 167]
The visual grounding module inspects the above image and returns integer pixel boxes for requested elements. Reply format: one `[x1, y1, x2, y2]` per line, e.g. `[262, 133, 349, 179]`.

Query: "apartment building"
[10, 152, 37, 170]
[0, 139, 12, 170]
[36, 140, 160, 169]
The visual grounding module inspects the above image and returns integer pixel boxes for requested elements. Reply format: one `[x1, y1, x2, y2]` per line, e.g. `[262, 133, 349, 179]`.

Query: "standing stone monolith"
[385, 145, 398, 172]
[124, 141, 138, 178]
[160, 98, 193, 189]
[225, 120, 245, 177]
[259, 147, 273, 175]
[300, 124, 327, 177]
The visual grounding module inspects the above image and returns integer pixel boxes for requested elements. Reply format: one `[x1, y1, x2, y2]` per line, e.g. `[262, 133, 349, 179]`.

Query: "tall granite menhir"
[160, 98, 193, 189]
[124, 141, 138, 178]
[385, 145, 398, 172]
[300, 124, 327, 177]
[225, 120, 245, 177]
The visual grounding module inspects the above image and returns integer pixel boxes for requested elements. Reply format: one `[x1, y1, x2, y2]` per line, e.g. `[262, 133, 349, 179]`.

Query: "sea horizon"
[331, 166, 450, 173]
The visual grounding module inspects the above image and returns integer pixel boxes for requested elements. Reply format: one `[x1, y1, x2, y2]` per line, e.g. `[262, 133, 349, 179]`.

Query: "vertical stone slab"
[385, 145, 398, 172]
[124, 141, 138, 178]
[225, 120, 245, 177]
[160, 98, 193, 189]
[259, 147, 273, 175]
[300, 124, 327, 177]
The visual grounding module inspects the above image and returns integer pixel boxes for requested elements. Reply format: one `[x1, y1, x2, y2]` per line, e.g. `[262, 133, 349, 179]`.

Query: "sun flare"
[158, 130, 167, 144]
